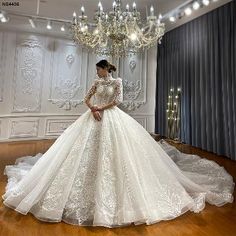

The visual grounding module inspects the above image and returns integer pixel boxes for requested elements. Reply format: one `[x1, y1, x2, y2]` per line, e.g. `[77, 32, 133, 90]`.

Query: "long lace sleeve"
[83, 79, 99, 104]
[113, 78, 123, 105]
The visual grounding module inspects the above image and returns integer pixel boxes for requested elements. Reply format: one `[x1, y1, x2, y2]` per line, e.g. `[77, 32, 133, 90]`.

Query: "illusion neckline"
[101, 74, 112, 81]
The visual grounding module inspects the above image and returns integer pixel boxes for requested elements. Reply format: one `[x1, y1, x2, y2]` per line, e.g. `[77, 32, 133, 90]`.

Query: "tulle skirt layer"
[2, 107, 234, 227]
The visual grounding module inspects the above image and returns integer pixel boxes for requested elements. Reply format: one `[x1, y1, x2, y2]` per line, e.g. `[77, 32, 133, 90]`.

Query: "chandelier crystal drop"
[71, 0, 165, 57]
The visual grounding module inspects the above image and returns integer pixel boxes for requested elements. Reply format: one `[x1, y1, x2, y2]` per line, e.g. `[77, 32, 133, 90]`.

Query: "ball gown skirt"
[2, 107, 234, 227]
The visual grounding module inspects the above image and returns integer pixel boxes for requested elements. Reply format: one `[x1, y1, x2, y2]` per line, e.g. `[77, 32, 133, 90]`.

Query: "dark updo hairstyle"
[96, 60, 117, 73]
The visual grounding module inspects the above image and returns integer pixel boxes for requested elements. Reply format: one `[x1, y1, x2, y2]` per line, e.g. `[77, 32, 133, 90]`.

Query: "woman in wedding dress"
[2, 60, 234, 228]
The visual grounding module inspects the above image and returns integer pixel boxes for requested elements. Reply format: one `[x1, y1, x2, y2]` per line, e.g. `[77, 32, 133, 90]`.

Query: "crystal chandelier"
[71, 0, 165, 57]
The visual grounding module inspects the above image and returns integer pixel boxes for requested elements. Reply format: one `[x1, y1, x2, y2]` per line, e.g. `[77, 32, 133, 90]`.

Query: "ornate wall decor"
[120, 100, 145, 111]
[10, 119, 39, 138]
[123, 79, 141, 100]
[0, 32, 5, 102]
[48, 41, 86, 110]
[13, 37, 44, 112]
[66, 54, 75, 66]
[45, 119, 76, 136]
[21, 55, 38, 95]
[121, 79, 145, 110]
[129, 60, 136, 73]
[119, 53, 147, 111]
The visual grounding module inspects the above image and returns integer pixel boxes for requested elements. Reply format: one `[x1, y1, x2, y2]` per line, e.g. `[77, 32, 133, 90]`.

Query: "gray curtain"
[155, 1, 236, 160]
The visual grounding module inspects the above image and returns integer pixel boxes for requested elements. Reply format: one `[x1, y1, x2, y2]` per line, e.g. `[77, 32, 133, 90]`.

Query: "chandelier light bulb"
[193, 1, 200, 10]
[81, 6, 85, 13]
[94, 29, 99, 34]
[130, 33, 137, 41]
[72, 12, 77, 24]
[184, 7, 192, 15]
[150, 6, 154, 16]
[133, 2, 136, 11]
[113, 1, 116, 10]
[202, 0, 210, 6]
[126, 4, 130, 11]
[98, 2, 103, 12]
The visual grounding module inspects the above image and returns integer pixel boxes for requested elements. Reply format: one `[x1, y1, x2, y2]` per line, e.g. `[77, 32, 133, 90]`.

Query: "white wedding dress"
[2, 75, 234, 228]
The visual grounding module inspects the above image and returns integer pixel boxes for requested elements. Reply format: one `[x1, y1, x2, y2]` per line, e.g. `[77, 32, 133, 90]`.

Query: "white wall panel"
[9, 119, 39, 138]
[45, 118, 77, 136]
[12, 35, 45, 112]
[0, 29, 157, 141]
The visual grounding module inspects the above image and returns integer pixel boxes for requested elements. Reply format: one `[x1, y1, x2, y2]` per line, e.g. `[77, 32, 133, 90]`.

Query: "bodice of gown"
[84, 76, 123, 106]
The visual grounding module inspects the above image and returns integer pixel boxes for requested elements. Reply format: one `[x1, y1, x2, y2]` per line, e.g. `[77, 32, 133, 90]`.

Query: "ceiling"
[0, 0, 232, 38]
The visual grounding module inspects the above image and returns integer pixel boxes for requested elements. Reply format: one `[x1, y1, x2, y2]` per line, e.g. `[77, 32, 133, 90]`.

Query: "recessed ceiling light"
[0, 11, 4, 19]
[1, 16, 9, 23]
[169, 16, 176, 22]
[203, 0, 210, 6]
[184, 7, 192, 15]
[193, 1, 200, 10]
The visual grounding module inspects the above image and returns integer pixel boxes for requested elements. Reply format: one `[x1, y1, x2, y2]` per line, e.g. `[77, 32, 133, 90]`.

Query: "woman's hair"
[96, 60, 117, 73]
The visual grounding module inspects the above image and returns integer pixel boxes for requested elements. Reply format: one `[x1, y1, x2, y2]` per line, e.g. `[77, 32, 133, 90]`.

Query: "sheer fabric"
[2, 76, 234, 227]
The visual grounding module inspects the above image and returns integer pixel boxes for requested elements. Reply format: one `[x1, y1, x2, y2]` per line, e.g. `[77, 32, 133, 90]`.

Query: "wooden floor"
[0, 139, 235, 236]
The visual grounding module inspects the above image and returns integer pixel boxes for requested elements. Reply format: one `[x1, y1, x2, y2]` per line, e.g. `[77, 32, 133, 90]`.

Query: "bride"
[2, 60, 234, 228]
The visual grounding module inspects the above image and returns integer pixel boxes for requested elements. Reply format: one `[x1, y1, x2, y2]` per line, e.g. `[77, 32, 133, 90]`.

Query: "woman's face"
[96, 66, 108, 78]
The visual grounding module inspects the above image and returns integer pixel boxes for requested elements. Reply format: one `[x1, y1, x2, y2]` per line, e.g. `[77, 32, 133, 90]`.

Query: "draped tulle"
[2, 107, 234, 227]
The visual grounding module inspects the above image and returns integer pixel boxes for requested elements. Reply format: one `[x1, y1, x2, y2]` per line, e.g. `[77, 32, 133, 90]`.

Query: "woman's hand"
[92, 111, 102, 121]
[95, 106, 104, 111]
[91, 105, 104, 112]
[90, 105, 98, 112]
[90, 105, 102, 120]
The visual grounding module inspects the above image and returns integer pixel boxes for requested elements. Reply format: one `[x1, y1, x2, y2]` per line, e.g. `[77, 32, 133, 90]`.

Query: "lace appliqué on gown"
[2, 75, 234, 227]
